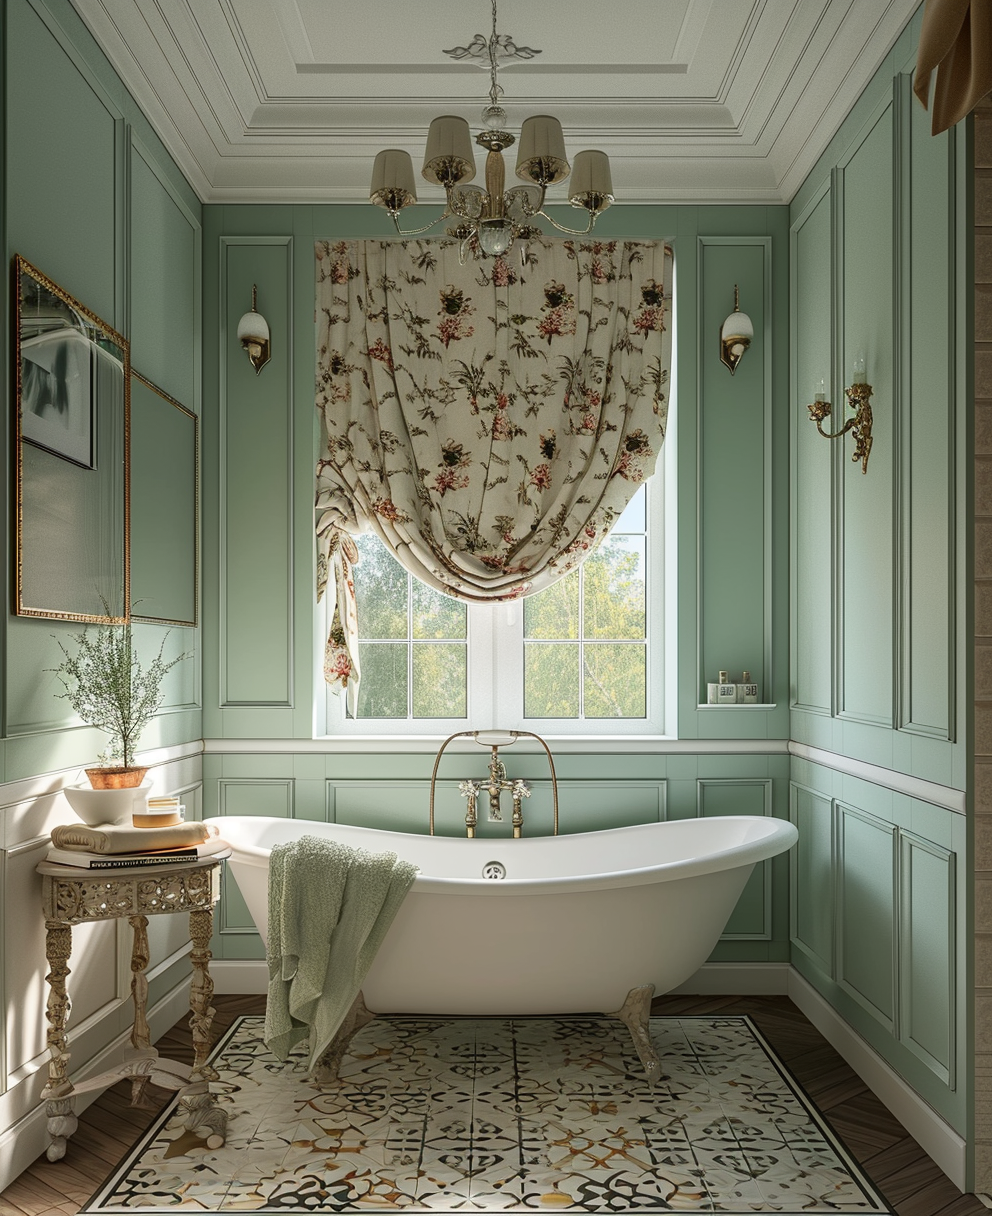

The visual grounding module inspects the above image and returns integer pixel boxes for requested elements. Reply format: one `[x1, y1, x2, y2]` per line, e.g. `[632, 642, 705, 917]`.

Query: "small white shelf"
[696, 703, 778, 710]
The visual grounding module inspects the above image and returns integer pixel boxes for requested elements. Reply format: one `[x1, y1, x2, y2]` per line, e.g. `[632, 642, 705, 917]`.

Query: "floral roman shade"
[314, 236, 673, 709]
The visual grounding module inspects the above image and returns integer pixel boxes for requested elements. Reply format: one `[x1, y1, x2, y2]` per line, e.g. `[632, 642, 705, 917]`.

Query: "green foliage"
[353, 521, 647, 722]
[50, 613, 188, 768]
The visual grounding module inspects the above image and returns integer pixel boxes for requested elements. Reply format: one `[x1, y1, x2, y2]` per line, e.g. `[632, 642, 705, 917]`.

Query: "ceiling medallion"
[369, 0, 614, 258]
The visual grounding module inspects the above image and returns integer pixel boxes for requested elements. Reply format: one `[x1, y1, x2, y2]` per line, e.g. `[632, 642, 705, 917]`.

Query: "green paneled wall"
[1, 0, 203, 783]
[789, 759, 967, 1131]
[840, 105, 895, 727]
[202, 203, 791, 748]
[697, 239, 771, 704]
[791, 188, 833, 714]
[789, 5, 970, 1147]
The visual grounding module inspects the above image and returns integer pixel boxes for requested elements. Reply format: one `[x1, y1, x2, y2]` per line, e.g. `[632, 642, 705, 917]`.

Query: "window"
[322, 476, 665, 737]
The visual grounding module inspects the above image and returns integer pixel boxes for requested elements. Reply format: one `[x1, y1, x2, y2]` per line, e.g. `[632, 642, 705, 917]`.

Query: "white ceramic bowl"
[63, 781, 151, 827]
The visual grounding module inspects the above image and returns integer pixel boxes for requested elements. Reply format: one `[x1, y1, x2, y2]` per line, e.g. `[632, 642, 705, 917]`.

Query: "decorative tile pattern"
[81, 1015, 893, 1214]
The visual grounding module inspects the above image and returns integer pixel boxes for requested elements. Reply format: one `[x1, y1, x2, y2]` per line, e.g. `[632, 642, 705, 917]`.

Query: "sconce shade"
[236, 309, 269, 347]
[568, 150, 614, 210]
[422, 116, 476, 185]
[371, 149, 419, 209]
[515, 115, 569, 184]
[237, 286, 271, 375]
[719, 286, 754, 375]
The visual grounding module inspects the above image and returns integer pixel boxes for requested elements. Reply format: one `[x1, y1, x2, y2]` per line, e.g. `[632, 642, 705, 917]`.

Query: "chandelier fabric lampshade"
[423, 116, 477, 184]
[370, 150, 418, 210]
[367, 0, 615, 258]
[569, 150, 614, 210]
[515, 115, 569, 184]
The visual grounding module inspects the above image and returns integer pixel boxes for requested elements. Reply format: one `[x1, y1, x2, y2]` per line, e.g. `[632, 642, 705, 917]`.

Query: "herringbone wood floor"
[0, 993, 983, 1216]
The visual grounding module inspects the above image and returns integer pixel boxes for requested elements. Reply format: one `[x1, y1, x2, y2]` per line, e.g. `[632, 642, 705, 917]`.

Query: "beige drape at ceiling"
[313, 237, 673, 712]
[914, 0, 992, 134]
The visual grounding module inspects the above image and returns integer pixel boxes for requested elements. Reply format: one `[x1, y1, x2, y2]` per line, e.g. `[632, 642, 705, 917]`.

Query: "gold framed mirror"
[14, 255, 130, 622]
[130, 372, 198, 627]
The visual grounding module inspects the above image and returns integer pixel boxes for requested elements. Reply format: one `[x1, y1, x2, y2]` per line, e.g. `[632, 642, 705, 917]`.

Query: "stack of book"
[46, 821, 229, 870]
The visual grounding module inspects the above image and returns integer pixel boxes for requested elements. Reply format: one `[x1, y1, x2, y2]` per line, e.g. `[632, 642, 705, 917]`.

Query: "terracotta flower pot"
[85, 765, 149, 790]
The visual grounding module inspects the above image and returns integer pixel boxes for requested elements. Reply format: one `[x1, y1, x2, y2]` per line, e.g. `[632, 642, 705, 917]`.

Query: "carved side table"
[37, 852, 231, 1162]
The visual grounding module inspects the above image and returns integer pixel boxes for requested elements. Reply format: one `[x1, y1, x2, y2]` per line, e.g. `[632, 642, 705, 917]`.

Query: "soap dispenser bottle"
[707, 670, 738, 705]
[737, 670, 759, 704]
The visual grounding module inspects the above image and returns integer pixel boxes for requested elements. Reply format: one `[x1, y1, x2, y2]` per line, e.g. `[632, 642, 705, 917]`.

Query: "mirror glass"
[130, 372, 198, 626]
[15, 256, 130, 622]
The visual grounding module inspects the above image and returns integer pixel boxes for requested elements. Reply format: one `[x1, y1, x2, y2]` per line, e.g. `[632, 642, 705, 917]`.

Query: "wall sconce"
[236, 284, 271, 374]
[806, 355, 874, 473]
[719, 284, 753, 375]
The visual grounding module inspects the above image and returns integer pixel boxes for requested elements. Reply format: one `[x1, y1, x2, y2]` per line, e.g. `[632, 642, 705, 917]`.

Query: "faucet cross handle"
[459, 779, 481, 838]
[511, 778, 531, 838]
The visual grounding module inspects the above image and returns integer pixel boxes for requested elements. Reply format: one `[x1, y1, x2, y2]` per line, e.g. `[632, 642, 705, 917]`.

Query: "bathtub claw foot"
[312, 991, 376, 1087]
[607, 984, 662, 1087]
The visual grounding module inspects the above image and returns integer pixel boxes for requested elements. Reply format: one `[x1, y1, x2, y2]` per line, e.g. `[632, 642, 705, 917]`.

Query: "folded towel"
[50, 821, 217, 853]
[264, 836, 417, 1073]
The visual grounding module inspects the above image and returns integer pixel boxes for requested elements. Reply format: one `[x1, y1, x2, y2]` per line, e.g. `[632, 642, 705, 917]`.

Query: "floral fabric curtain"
[314, 236, 673, 710]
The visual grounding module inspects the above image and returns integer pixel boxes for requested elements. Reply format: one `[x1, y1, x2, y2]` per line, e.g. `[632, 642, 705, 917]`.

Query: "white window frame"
[319, 463, 668, 740]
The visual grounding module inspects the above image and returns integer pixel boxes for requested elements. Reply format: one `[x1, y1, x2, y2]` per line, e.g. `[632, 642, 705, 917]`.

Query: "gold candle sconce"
[806, 357, 873, 474]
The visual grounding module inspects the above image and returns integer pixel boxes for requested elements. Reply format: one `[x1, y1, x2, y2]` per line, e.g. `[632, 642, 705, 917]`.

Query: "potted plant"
[51, 611, 188, 789]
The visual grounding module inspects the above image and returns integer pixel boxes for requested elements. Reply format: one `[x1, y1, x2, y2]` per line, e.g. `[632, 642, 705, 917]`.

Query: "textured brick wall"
[975, 97, 992, 1194]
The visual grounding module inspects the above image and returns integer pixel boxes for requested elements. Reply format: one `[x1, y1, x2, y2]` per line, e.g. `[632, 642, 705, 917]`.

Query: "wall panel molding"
[897, 74, 957, 742]
[697, 778, 773, 940]
[218, 236, 294, 709]
[788, 741, 965, 813]
[789, 178, 833, 716]
[788, 782, 834, 975]
[330, 779, 668, 837]
[695, 236, 774, 706]
[836, 802, 898, 1032]
[899, 830, 956, 1086]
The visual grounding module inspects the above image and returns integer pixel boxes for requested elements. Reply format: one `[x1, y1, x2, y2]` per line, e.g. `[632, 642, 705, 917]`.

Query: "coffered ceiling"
[70, 0, 920, 205]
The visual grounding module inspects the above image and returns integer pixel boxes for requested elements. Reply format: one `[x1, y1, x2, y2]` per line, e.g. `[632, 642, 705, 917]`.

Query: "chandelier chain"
[488, 0, 500, 111]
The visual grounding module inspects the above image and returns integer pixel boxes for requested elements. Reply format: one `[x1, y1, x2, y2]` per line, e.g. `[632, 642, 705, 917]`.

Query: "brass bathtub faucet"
[429, 730, 557, 837]
[455, 749, 531, 837]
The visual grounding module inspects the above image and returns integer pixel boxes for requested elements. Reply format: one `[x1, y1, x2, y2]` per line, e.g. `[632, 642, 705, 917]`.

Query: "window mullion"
[406, 569, 414, 717]
[577, 565, 585, 718]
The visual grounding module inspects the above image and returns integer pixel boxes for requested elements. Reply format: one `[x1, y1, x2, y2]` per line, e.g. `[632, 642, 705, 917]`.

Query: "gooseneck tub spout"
[429, 728, 558, 837]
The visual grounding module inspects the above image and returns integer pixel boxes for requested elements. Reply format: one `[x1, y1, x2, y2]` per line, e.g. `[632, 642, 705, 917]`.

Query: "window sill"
[204, 735, 790, 755]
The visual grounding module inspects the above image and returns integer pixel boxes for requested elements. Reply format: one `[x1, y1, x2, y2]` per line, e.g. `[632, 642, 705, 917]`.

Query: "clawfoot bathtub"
[206, 814, 797, 1081]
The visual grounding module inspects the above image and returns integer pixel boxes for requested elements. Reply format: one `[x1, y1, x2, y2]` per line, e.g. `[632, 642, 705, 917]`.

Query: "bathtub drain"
[482, 860, 506, 880]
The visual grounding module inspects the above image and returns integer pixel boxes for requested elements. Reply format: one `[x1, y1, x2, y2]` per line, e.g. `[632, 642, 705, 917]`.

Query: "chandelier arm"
[387, 210, 453, 238]
[532, 208, 599, 237]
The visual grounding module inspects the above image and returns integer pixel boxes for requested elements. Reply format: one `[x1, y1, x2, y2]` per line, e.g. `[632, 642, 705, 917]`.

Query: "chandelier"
[368, 0, 615, 258]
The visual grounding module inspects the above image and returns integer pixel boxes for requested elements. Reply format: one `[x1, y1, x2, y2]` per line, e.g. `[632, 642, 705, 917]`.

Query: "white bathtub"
[206, 814, 797, 1016]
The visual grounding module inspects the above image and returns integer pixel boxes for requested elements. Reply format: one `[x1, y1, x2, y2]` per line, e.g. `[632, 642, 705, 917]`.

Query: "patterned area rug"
[81, 1014, 893, 1214]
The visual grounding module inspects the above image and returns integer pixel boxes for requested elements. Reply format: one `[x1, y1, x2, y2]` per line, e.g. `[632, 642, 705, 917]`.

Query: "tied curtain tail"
[314, 237, 673, 714]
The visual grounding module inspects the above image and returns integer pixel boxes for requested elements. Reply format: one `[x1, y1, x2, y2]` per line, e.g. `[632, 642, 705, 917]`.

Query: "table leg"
[127, 915, 154, 1107]
[181, 905, 226, 1148]
[42, 920, 78, 1161]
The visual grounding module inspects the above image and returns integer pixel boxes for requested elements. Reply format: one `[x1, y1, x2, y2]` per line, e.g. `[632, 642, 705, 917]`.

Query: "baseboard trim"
[671, 962, 791, 995]
[212, 959, 268, 994]
[787, 970, 968, 1192]
[0, 978, 193, 1192]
